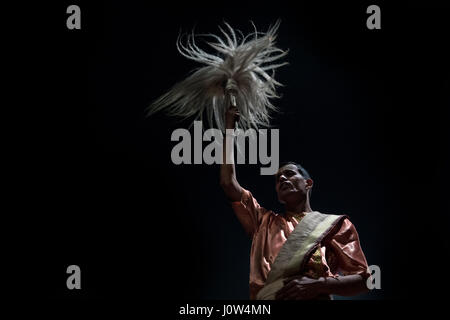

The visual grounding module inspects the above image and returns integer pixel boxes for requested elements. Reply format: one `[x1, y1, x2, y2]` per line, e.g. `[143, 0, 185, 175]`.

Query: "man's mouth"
[280, 182, 292, 190]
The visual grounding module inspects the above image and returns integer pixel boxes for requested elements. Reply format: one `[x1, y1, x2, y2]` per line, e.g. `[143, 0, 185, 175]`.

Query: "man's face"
[275, 164, 312, 204]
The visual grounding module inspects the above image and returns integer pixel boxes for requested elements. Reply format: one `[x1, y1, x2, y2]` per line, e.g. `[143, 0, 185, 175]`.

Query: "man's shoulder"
[256, 207, 285, 226]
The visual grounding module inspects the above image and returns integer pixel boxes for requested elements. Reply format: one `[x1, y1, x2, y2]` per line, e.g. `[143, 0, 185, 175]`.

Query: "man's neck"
[285, 201, 313, 218]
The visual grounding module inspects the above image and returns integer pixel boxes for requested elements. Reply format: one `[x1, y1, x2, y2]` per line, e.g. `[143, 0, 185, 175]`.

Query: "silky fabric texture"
[231, 188, 370, 300]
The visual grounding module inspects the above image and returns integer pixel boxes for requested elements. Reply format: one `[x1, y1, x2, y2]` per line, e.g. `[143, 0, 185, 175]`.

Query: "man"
[220, 106, 370, 300]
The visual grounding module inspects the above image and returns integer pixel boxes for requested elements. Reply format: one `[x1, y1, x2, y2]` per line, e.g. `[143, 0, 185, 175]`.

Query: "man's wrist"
[225, 127, 236, 134]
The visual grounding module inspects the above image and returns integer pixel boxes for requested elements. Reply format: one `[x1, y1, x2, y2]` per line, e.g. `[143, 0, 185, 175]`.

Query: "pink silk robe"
[231, 188, 370, 300]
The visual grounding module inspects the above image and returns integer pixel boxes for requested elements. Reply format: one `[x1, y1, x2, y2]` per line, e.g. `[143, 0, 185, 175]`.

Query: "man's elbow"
[220, 179, 242, 202]
[220, 178, 233, 189]
[220, 180, 236, 196]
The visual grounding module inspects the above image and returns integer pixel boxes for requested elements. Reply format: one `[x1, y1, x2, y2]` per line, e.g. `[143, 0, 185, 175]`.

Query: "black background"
[14, 0, 449, 308]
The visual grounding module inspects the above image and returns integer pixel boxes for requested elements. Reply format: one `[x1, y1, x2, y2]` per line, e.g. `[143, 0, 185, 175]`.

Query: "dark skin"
[220, 106, 369, 300]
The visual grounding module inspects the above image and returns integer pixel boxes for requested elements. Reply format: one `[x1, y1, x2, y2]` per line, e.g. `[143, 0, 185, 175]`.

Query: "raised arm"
[220, 106, 242, 202]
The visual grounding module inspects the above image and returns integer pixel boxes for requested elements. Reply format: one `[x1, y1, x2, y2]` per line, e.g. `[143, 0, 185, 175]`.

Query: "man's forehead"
[276, 164, 299, 175]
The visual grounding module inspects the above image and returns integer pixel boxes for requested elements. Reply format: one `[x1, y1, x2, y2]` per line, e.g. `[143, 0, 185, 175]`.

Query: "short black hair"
[278, 161, 312, 180]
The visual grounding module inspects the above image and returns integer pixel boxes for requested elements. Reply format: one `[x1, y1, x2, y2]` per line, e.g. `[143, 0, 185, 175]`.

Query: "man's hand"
[275, 276, 324, 300]
[225, 105, 240, 129]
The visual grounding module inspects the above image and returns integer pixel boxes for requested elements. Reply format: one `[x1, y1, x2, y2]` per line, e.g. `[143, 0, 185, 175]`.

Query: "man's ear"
[305, 178, 313, 190]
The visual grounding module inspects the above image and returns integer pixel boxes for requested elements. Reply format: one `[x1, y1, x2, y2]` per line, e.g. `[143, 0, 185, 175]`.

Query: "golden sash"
[256, 211, 345, 300]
